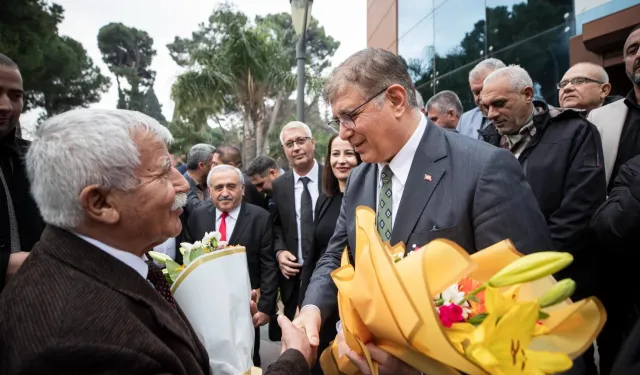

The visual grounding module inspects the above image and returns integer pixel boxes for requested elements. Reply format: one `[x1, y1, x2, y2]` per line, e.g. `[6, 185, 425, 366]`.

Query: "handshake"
[250, 290, 317, 369]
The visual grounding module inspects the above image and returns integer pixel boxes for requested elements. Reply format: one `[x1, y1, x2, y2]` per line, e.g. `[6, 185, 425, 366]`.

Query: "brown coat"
[0, 226, 310, 375]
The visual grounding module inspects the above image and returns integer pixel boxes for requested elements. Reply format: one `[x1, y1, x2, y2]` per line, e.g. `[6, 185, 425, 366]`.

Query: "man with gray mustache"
[0, 109, 313, 374]
[185, 164, 280, 368]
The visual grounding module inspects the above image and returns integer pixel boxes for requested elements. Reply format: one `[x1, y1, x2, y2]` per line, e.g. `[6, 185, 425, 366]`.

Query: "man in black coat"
[185, 164, 279, 367]
[271, 121, 324, 341]
[0, 53, 45, 292]
[480, 65, 606, 302]
[591, 154, 640, 374]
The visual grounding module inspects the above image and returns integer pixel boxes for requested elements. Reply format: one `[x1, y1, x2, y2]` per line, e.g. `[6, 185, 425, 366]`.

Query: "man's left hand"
[342, 337, 419, 375]
[253, 311, 270, 327]
[250, 289, 259, 316]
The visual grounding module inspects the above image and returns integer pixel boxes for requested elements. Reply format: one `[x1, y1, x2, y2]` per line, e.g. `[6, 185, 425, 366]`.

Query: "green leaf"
[538, 311, 550, 320]
[468, 313, 488, 326]
[467, 295, 480, 303]
[147, 251, 172, 264]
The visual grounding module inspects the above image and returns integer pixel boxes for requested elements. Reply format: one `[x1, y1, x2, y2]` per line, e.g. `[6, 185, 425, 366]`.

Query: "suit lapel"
[283, 171, 297, 238]
[228, 203, 249, 245]
[390, 122, 447, 247]
[39, 226, 201, 356]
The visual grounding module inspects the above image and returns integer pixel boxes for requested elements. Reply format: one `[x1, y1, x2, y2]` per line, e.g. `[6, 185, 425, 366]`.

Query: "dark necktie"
[300, 177, 314, 262]
[146, 260, 178, 310]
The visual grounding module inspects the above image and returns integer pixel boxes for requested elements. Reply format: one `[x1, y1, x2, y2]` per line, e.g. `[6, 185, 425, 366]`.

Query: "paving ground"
[259, 323, 281, 370]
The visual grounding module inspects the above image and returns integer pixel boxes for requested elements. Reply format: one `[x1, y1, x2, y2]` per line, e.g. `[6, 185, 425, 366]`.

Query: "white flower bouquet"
[149, 231, 260, 375]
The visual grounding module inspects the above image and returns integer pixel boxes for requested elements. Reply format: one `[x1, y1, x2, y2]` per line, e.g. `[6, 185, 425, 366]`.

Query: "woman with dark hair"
[298, 134, 361, 374]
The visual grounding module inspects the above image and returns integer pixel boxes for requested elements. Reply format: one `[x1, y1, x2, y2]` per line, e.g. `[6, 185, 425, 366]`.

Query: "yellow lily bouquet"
[149, 233, 261, 375]
[319, 207, 606, 375]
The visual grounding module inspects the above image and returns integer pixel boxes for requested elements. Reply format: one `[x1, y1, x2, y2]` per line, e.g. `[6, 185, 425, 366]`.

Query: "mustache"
[217, 196, 233, 202]
[171, 193, 187, 211]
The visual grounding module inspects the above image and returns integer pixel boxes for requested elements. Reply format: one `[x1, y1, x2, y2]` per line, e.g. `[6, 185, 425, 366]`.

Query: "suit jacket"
[302, 121, 553, 324]
[271, 164, 324, 303]
[0, 226, 210, 375]
[185, 202, 279, 316]
[587, 98, 628, 186]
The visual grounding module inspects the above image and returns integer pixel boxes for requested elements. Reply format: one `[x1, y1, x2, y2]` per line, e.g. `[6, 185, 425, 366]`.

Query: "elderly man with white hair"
[479, 65, 606, 306]
[185, 164, 279, 368]
[457, 57, 506, 138]
[0, 109, 315, 374]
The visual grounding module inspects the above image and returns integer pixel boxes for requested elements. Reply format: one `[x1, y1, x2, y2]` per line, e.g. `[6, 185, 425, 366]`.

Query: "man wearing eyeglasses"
[558, 62, 615, 111]
[269, 121, 323, 341]
[294, 48, 553, 375]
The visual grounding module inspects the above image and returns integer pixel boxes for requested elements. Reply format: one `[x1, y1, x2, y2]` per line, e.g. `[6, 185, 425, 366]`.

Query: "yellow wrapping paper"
[319, 206, 606, 375]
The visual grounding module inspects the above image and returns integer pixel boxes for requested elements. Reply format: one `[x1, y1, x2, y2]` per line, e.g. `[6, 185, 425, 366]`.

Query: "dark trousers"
[253, 327, 261, 367]
[269, 276, 300, 341]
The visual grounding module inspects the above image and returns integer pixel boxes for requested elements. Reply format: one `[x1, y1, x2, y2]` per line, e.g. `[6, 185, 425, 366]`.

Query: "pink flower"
[438, 303, 465, 328]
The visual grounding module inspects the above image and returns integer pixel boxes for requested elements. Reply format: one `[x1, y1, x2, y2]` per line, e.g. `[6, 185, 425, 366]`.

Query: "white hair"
[469, 58, 506, 81]
[207, 164, 245, 186]
[483, 65, 533, 93]
[415, 90, 425, 109]
[279, 121, 313, 145]
[27, 108, 173, 229]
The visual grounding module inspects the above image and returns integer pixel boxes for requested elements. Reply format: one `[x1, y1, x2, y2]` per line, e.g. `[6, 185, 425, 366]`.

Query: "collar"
[378, 114, 427, 187]
[625, 89, 640, 111]
[293, 159, 319, 184]
[216, 204, 241, 221]
[504, 106, 538, 149]
[0, 127, 23, 156]
[73, 232, 148, 279]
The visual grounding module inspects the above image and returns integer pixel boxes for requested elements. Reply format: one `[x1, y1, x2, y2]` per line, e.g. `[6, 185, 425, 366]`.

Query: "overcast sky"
[23, 0, 366, 125]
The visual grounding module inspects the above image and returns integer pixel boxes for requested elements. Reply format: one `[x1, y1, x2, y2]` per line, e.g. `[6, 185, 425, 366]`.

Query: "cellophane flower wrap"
[149, 231, 260, 375]
[319, 207, 607, 375]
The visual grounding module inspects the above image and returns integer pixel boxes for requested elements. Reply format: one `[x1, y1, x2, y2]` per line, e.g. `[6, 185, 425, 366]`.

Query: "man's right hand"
[292, 305, 321, 346]
[6, 252, 29, 284]
[278, 315, 317, 368]
[277, 250, 301, 279]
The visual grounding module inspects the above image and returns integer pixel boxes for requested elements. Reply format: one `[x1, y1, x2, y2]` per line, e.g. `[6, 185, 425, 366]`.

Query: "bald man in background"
[558, 62, 620, 111]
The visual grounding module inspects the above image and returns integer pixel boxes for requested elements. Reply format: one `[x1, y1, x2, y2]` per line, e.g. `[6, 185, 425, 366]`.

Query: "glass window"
[398, 0, 435, 96]
[491, 26, 572, 106]
[428, 0, 487, 111]
[398, 0, 435, 40]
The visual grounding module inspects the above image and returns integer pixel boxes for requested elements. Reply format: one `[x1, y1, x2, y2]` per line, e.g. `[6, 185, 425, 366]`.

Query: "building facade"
[367, 0, 639, 111]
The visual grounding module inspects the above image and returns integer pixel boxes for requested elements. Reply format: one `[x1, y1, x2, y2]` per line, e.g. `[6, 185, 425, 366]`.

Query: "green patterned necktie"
[377, 165, 393, 241]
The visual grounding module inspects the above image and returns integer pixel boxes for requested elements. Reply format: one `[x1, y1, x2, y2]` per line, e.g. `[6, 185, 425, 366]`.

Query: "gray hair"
[207, 164, 245, 186]
[26, 108, 172, 229]
[469, 58, 506, 81]
[426, 90, 464, 116]
[324, 47, 418, 108]
[415, 90, 425, 109]
[279, 121, 313, 145]
[186, 143, 216, 170]
[483, 65, 533, 93]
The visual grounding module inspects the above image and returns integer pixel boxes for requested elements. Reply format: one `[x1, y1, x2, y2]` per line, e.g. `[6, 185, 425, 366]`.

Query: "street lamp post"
[290, 0, 313, 122]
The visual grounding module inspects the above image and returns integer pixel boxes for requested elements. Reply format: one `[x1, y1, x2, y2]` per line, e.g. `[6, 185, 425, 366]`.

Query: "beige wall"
[367, 0, 398, 54]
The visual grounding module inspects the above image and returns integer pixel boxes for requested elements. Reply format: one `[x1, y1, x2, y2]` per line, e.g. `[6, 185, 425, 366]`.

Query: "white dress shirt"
[74, 233, 148, 279]
[376, 114, 428, 227]
[292, 160, 320, 265]
[216, 204, 241, 241]
[302, 117, 427, 316]
[152, 237, 177, 261]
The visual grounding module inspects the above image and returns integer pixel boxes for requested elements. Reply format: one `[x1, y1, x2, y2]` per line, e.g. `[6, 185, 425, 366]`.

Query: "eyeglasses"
[557, 77, 604, 90]
[283, 136, 312, 149]
[327, 87, 388, 133]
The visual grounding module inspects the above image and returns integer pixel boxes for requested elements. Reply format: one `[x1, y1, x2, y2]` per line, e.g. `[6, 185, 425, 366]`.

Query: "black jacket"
[0, 130, 45, 291]
[185, 202, 279, 316]
[481, 101, 606, 298]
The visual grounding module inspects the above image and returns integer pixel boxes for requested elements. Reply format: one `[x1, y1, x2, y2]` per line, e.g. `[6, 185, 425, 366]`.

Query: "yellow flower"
[445, 323, 475, 353]
[489, 252, 573, 288]
[485, 285, 521, 317]
[538, 279, 576, 308]
[466, 301, 573, 375]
